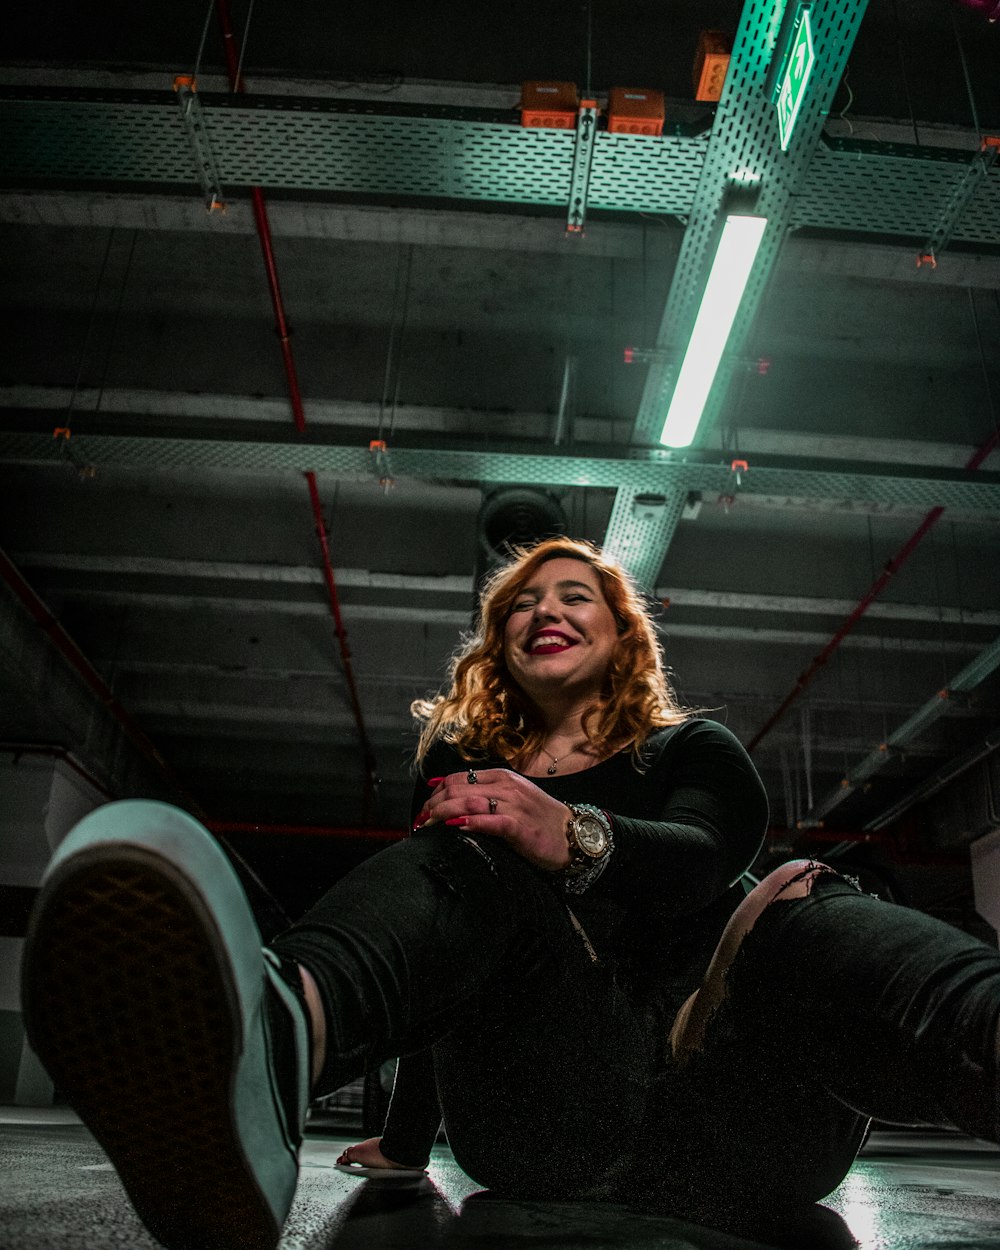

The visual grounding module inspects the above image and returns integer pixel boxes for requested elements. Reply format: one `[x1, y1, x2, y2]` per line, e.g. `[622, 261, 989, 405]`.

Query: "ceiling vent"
[472, 488, 569, 613]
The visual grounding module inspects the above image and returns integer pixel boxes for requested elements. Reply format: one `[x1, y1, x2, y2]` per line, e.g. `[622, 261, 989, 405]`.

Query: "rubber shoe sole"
[21, 800, 308, 1250]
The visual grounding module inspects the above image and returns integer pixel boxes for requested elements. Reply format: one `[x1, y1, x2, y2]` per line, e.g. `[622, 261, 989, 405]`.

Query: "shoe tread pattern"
[23, 853, 280, 1250]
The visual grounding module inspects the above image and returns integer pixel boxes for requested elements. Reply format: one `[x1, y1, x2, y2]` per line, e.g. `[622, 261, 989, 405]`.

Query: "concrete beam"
[14, 551, 1000, 628]
[38, 586, 987, 654]
[3, 191, 1000, 288]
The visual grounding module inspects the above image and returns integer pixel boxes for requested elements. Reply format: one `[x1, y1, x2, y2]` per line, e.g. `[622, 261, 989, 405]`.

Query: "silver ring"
[488, 797, 498, 815]
[466, 769, 478, 784]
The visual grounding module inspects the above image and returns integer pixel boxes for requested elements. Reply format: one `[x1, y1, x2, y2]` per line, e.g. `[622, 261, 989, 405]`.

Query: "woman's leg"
[647, 859, 1000, 1225]
[21, 804, 650, 1250]
[273, 827, 656, 1195]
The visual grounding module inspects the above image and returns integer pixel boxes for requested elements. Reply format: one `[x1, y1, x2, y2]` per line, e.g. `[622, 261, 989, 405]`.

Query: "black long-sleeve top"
[379, 717, 769, 1168]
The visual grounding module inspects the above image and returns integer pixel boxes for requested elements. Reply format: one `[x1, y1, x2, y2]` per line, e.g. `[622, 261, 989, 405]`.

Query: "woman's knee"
[724, 859, 836, 948]
[670, 860, 843, 1062]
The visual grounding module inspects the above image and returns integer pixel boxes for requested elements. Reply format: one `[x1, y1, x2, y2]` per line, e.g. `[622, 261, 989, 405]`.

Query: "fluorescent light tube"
[658, 213, 768, 448]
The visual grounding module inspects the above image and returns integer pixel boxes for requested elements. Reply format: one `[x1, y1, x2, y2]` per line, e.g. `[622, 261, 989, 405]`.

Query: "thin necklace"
[540, 742, 586, 775]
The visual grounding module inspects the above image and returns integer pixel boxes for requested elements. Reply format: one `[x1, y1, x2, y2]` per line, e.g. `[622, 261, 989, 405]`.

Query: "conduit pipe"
[748, 426, 1000, 753]
[214, 0, 304, 431]
[214, 0, 379, 818]
[306, 470, 380, 813]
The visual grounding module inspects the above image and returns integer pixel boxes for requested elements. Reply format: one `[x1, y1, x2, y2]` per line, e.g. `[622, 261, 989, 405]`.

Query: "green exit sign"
[775, 6, 815, 150]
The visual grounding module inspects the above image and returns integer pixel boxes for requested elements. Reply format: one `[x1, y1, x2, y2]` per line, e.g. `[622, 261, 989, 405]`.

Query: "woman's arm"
[597, 719, 768, 914]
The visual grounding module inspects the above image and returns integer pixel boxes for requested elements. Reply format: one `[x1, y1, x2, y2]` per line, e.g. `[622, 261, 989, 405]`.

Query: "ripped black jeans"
[272, 829, 1000, 1217]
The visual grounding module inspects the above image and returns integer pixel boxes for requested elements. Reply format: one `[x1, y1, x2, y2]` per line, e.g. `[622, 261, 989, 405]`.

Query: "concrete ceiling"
[1, 0, 999, 922]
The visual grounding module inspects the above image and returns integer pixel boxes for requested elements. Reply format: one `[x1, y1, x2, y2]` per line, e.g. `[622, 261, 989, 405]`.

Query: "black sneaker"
[21, 800, 310, 1250]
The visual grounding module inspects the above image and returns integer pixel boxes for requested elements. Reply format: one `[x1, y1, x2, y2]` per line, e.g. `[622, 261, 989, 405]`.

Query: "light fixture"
[657, 213, 768, 448]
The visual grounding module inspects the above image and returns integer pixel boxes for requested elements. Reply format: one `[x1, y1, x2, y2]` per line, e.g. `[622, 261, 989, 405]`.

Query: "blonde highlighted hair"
[411, 537, 694, 771]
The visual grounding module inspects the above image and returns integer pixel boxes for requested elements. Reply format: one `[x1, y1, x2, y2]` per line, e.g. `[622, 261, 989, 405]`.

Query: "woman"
[21, 538, 1000, 1250]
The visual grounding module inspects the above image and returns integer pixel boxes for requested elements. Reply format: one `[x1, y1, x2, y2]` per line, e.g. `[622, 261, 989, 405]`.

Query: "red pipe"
[214, 0, 377, 816]
[748, 426, 1000, 753]
[0, 547, 204, 817]
[208, 820, 403, 842]
[305, 470, 380, 808]
[214, 0, 305, 431]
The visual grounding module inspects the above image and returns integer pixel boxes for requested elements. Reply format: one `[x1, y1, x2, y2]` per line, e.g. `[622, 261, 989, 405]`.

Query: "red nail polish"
[427, 776, 445, 786]
[445, 818, 468, 826]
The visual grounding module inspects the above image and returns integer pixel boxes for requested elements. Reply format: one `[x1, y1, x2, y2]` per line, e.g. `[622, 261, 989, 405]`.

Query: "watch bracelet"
[561, 804, 614, 893]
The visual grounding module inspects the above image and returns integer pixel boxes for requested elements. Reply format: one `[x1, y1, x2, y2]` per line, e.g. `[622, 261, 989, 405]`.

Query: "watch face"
[576, 815, 608, 857]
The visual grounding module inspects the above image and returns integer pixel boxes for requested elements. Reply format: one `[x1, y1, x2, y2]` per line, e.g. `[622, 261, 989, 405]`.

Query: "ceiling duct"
[473, 488, 568, 613]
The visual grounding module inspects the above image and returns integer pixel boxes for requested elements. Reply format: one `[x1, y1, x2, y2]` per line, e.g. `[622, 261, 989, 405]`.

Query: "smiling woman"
[410, 537, 693, 778]
[20, 538, 1000, 1249]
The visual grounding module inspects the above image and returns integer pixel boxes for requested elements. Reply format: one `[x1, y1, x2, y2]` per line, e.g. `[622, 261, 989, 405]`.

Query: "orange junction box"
[520, 81, 579, 129]
[693, 30, 733, 102]
[606, 87, 664, 136]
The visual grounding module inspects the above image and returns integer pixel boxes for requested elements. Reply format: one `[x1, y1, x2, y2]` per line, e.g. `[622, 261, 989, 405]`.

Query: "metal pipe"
[865, 727, 1000, 832]
[748, 426, 1000, 753]
[214, 0, 305, 431]
[214, 0, 377, 816]
[305, 471, 380, 816]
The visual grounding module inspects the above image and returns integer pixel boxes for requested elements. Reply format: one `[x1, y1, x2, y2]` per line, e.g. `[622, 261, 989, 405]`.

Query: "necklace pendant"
[547, 763, 557, 775]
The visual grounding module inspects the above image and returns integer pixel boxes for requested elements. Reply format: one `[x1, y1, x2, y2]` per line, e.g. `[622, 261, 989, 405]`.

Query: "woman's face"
[502, 557, 622, 708]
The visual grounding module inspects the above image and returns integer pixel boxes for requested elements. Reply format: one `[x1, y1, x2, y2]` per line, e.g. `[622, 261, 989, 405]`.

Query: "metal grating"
[602, 488, 687, 590]
[3, 432, 998, 513]
[587, 133, 704, 215]
[807, 633, 1000, 823]
[207, 108, 576, 204]
[632, 0, 870, 447]
[1, 92, 998, 244]
[795, 144, 1000, 244]
[2, 98, 193, 183]
[619, 0, 870, 587]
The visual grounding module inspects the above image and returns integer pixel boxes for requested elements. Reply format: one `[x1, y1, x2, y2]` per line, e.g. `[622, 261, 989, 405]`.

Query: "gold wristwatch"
[560, 804, 613, 893]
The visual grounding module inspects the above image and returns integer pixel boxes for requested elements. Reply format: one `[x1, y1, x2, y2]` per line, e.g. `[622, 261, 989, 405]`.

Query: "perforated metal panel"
[4, 432, 998, 513]
[587, 134, 704, 215]
[2, 97, 193, 182]
[618, 0, 871, 587]
[796, 142, 1000, 244]
[602, 488, 687, 590]
[633, 0, 871, 445]
[207, 106, 577, 204]
[2, 91, 997, 244]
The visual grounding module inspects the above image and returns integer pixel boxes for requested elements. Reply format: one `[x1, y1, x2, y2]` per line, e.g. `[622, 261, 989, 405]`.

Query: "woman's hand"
[336, 1137, 423, 1170]
[413, 769, 572, 872]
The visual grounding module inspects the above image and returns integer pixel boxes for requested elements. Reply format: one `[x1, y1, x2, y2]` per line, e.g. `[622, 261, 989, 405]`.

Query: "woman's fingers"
[415, 769, 571, 870]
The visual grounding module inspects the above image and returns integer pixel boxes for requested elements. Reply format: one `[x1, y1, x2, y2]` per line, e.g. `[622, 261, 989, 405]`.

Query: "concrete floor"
[1, 1108, 999, 1250]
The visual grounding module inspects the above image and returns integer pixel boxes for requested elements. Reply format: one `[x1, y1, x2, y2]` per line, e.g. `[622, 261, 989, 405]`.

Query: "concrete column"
[970, 826, 1000, 947]
[0, 754, 104, 1105]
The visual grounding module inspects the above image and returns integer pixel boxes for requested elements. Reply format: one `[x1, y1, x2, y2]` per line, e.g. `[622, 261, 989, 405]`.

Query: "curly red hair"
[411, 537, 693, 770]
